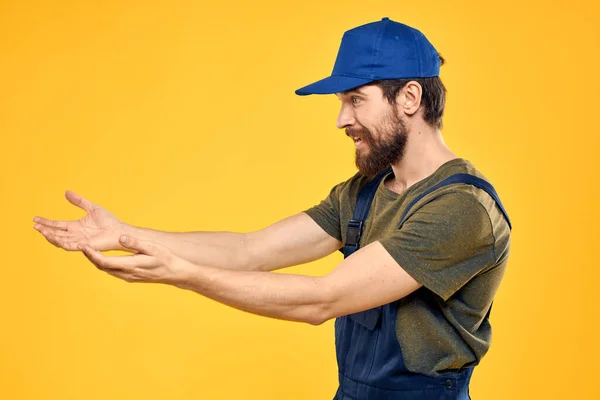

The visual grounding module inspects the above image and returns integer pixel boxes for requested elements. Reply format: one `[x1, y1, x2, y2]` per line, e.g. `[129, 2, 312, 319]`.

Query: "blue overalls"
[333, 167, 512, 400]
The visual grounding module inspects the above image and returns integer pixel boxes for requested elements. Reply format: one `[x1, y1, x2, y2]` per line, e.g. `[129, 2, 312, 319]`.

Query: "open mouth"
[347, 130, 367, 147]
[352, 136, 364, 146]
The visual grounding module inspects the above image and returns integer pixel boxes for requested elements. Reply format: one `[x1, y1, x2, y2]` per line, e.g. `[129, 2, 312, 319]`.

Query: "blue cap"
[295, 18, 440, 96]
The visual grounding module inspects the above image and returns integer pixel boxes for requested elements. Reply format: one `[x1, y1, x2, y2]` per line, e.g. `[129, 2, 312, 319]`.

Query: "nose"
[336, 104, 356, 129]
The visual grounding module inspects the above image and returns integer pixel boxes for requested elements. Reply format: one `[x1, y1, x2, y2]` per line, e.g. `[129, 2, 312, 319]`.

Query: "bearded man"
[34, 18, 512, 400]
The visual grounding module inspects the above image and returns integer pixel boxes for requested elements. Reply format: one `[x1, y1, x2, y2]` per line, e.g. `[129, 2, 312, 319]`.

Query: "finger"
[34, 225, 71, 238]
[119, 235, 162, 257]
[79, 245, 122, 270]
[36, 228, 80, 251]
[78, 244, 155, 270]
[34, 224, 64, 247]
[80, 248, 124, 275]
[35, 225, 78, 247]
[40, 232, 61, 249]
[65, 190, 98, 212]
[61, 241, 81, 251]
[33, 217, 70, 231]
[95, 266, 136, 283]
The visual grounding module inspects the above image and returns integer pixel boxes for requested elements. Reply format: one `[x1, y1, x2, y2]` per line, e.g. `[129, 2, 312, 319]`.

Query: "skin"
[33, 82, 457, 325]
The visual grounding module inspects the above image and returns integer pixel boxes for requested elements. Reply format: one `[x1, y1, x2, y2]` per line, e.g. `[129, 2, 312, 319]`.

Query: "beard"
[346, 107, 408, 178]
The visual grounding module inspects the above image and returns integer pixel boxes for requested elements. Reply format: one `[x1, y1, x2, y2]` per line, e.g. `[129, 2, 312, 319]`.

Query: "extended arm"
[175, 241, 421, 324]
[124, 212, 342, 271]
[79, 236, 421, 325]
[34, 191, 342, 272]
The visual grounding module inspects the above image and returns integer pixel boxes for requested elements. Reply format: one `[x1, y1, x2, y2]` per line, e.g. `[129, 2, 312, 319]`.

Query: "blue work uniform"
[333, 167, 512, 400]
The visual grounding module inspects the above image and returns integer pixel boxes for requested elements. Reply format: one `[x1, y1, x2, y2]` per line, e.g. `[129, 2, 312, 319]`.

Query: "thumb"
[65, 190, 98, 212]
[119, 235, 158, 256]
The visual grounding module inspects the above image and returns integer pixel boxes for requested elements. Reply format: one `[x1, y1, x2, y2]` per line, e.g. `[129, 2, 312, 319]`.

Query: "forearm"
[174, 263, 332, 325]
[123, 225, 252, 271]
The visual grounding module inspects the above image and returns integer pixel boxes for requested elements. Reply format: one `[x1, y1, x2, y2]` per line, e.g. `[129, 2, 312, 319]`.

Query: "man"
[34, 18, 511, 400]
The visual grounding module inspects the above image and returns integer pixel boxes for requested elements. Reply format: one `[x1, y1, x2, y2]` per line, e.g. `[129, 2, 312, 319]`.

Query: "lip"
[354, 138, 365, 148]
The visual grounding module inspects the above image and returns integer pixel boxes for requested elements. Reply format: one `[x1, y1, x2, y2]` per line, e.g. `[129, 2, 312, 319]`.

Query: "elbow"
[306, 311, 329, 326]
[305, 284, 337, 326]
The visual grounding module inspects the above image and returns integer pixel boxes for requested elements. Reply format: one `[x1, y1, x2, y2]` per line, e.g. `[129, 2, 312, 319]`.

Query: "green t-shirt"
[303, 158, 511, 375]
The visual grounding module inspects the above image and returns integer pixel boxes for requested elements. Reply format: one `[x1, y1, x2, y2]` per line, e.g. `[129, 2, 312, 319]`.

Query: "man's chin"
[356, 160, 385, 178]
[357, 169, 383, 179]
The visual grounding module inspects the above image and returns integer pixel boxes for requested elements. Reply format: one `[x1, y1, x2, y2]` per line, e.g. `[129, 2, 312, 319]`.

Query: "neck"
[389, 124, 457, 193]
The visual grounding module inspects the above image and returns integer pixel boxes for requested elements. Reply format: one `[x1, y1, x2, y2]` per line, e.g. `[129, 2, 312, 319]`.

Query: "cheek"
[356, 106, 387, 130]
[354, 112, 374, 132]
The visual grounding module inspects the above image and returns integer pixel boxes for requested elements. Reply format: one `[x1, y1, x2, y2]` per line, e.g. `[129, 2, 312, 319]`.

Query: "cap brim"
[295, 75, 374, 96]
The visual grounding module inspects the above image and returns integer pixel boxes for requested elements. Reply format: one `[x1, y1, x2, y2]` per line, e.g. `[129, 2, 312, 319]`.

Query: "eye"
[352, 96, 361, 105]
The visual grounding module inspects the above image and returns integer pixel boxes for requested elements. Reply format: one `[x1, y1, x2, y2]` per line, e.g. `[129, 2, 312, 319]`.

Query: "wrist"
[118, 223, 137, 249]
[170, 259, 198, 290]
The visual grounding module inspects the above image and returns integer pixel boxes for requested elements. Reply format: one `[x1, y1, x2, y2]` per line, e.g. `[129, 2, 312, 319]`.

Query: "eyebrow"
[342, 88, 368, 96]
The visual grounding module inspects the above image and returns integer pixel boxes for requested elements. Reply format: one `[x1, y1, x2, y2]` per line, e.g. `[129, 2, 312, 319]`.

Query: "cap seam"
[409, 29, 422, 76]
[369, 20, 387, 79]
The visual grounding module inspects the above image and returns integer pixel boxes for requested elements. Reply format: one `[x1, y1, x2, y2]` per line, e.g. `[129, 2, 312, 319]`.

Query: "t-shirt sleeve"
[379, 191, 496, 301]
[302, 183, 344, 242]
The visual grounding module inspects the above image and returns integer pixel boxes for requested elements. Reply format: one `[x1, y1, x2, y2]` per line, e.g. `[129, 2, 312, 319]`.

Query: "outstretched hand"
[79, 235, 190, 285]
[33, 190, 126, 252]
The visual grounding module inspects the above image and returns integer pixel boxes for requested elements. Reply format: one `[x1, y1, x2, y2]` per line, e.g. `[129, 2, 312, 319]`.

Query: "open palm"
[34, 191, 126, 252]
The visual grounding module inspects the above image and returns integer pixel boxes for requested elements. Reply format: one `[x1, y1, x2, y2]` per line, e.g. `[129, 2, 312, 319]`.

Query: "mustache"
[346, 127, 371, 139]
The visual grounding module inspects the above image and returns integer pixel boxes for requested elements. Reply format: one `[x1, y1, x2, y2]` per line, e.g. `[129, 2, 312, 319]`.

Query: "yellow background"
[1, 0, 599, 399]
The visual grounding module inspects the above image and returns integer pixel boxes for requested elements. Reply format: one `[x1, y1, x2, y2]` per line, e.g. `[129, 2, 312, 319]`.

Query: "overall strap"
[398, 173, 512, 230]
[339, 171, 512, 257]
[340, 167, 393, 258]
[395, 173, 512, 321]
[336, 170, 512, 329]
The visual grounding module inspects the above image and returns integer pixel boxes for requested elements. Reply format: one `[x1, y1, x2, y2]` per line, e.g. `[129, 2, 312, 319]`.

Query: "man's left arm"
[78, 236, 421, 325]
[77, 191, 497, 324]
[175, 240, 421, 325]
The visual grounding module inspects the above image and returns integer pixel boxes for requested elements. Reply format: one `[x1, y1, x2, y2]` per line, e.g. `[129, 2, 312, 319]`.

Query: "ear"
[396, 81, 422, 117]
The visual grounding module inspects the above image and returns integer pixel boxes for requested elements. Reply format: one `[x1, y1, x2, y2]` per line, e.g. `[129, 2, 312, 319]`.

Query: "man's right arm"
[34, 190, 343, 272]
[123, 212, 342, 272]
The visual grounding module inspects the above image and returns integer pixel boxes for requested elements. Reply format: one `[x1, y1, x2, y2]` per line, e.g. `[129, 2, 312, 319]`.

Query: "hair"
[371, 55, 447, 130]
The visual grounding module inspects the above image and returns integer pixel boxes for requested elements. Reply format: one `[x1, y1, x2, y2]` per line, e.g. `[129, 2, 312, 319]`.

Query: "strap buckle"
[345, 219, 364, 247]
